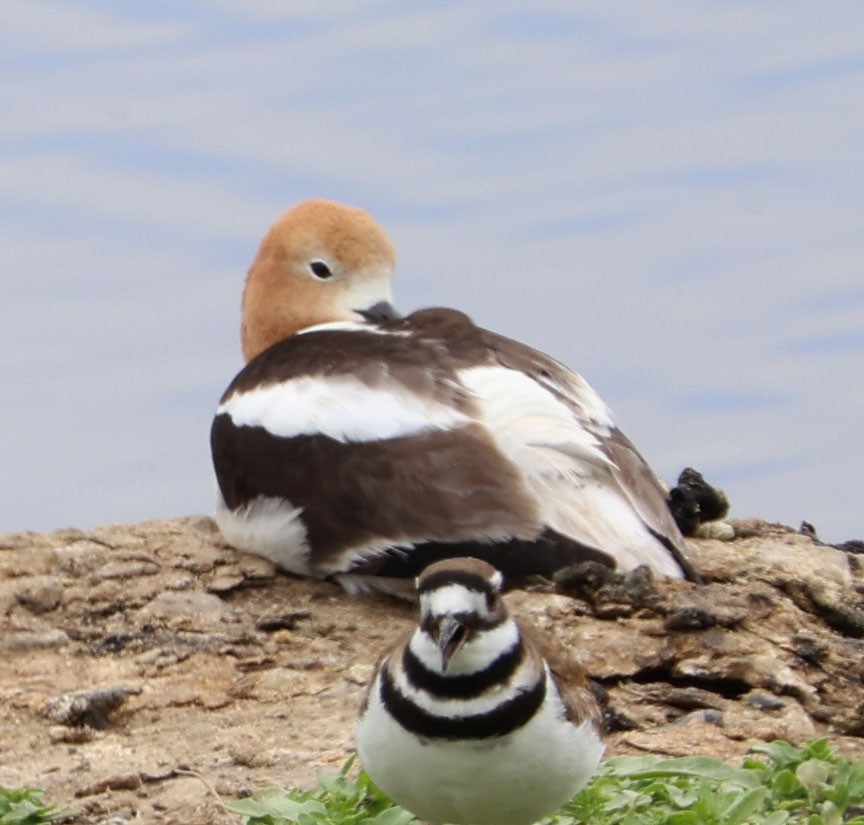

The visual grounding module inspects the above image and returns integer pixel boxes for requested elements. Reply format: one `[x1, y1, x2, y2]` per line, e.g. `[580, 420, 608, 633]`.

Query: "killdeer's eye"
[486, 592, 500, 612]
[308, 259, 334, 280]
[422, 616, 438, 639]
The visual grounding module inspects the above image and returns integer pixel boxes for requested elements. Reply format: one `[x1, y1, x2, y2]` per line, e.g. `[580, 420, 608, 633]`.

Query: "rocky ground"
[1, 516, 863, 825]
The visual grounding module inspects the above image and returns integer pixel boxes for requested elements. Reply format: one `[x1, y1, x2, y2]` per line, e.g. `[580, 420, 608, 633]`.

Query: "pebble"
[100, 558, 160, 579]
[48, 725, 96, 744]
[695, 521, 736, 541]
[673, 708, 725, 727]
[142, 589, 226, 619]
[14, 575, 64, 613]
[346, 663, 374, 685]
[0, 629, 69, 651]
[43, 685, 142, 728]
[744, 691, 786, 711]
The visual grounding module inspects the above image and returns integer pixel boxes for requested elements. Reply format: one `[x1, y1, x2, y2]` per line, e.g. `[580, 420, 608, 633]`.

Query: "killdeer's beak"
[437, 617, 468, 672]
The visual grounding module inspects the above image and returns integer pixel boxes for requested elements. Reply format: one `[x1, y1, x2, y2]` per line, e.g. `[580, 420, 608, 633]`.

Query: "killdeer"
[211, 199, 699, 593]
[356, 557, 604, 825]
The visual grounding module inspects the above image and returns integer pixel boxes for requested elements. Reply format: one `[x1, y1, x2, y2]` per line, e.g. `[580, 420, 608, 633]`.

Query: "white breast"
[356, 666, 604, 825]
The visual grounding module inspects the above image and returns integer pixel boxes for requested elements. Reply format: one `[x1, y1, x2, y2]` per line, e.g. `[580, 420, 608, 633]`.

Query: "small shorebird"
[355, 557, 604, 825]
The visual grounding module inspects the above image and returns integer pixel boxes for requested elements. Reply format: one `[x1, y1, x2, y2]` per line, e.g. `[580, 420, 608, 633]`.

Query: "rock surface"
[1, 516, 863, 824]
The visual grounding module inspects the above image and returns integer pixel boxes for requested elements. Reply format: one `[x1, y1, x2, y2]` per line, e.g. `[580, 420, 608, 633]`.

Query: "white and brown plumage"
[356, 557, 604, 825]
[210, 198, 698, 592]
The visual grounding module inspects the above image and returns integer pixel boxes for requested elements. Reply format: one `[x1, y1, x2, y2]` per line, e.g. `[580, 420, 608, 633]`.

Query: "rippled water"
[1, 3, 862, 542]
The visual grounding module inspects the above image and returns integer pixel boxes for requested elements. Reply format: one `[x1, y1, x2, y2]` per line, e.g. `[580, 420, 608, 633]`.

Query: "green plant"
[549, 739, 864, 825]
[0, 786, 73, 825]
[230, 741, 864, 825]
[229, 756, 417, 825]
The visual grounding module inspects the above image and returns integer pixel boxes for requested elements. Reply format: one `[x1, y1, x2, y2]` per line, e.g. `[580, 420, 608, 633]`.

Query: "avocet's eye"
[308, 259, 334, 280]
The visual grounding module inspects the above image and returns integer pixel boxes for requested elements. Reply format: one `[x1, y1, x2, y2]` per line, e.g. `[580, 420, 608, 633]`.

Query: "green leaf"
[801, 741, 837, 764]
[760, 812, 790, 825]
[723, 787, 770, 825]
[773, 769, 805, 799]
[797, 760, 832, 793]
[226, 797, 277, 817]
[753, 741, 807, 769]
[604, 756, 763, 787]
[363, 806, 417, 825]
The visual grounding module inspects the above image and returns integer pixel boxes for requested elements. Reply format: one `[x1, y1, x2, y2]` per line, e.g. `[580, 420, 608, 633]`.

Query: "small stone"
[51, 528, 93, 543]
[672, 708, 725, 727]
[0, 530, 49, 550]
[0, 629, 69, 651]
[174, 542, 231, 572]
[799, 521, 818, 540]
[100, 556, 160, 579]
[725, 655, 815, 702]
[206, 570, 246, 593]
[48, 725, 96, 744]
[210, 779, 233, 796]
[53, 543, 104, 576]
[346, 663, 374, 685]
[745, 692, 786, 711]
[659, 685, 725, 711]
[554, 562, 659, 616]
[792, 633, 829, 667]
[43, 685, 142, 729]
[142, 589, 226, 620]
[188, 515, 219, 533]
[835, 539, 864, 555]
[229, 741, 275, 768]
[665, 606, 716, 631]
[803, 581, 864, 638]
[238, 554, 278, 578]
[15, 576, 64, 613]
[694, 521, 736, 541]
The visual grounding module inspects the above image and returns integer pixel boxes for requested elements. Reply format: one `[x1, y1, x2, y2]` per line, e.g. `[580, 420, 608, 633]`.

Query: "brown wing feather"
[518, 620, 602, 729]
[359, 629, 414, 715]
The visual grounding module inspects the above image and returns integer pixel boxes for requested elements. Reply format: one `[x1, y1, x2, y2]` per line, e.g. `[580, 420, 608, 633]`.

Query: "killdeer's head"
[414, 557, 511, 674]
[241, 198, 399, 362]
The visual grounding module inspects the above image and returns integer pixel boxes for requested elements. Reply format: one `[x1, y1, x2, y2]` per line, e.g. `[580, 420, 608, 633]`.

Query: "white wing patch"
[219, 374, 471, 442]
[542, 481, 685, 577]
[457, 365, 684, 578]
[532, 368, 615, 431]
[214, 492, 311, 575]
[457, 365, 611, 475]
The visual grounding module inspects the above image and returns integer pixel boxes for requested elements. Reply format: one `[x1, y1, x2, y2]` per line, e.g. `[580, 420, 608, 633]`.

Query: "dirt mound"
[1, 516, 863, 824]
